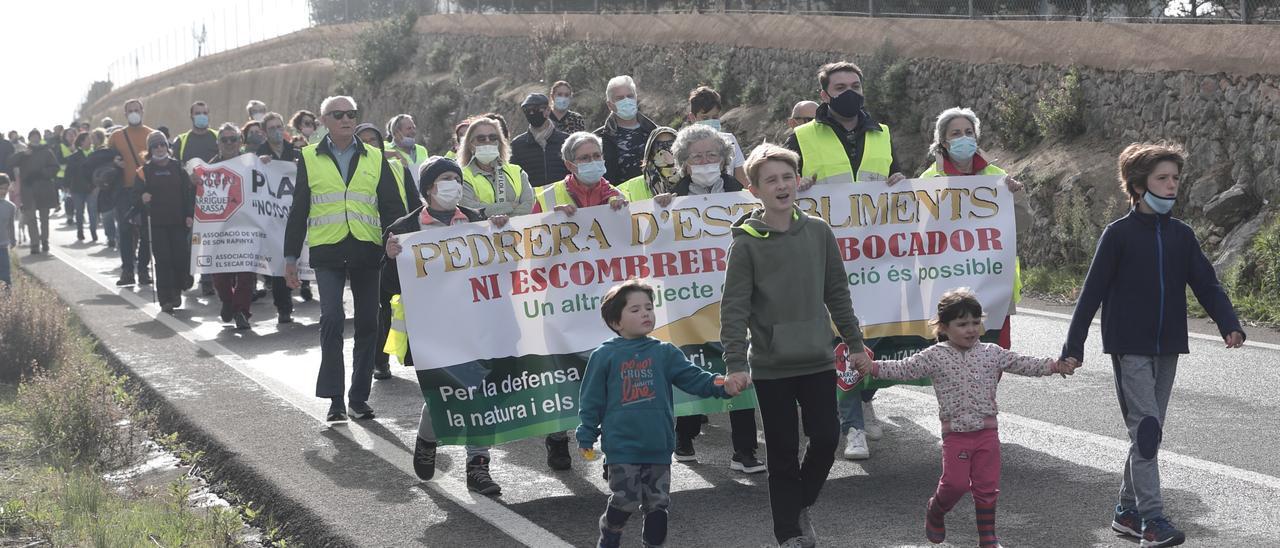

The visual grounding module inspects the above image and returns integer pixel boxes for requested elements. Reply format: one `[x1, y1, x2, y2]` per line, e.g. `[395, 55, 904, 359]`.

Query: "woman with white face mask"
[456, 117, 532, 225]
[531, 131, 628, 216]
[381, 156, 503, 493]
[137, 130, 195, 313]
[660, 124, 762, 475]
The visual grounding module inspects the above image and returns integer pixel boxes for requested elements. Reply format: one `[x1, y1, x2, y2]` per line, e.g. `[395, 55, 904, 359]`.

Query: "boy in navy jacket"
[1061, 143, 1245, 548]
[577, 279, 745, 548]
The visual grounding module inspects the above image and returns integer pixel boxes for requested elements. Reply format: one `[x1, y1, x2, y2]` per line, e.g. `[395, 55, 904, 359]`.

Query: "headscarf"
[641, 126, 680, 197]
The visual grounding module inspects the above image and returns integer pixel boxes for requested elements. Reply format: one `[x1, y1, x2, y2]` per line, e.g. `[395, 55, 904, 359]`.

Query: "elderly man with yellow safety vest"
[283, 96, 408, 423]
[783, 61, 906, 190]
[384, 114, 429, 168]
[783, 61, 907, 462]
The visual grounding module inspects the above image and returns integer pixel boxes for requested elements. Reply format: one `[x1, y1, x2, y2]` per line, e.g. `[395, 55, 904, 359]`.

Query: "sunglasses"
[327, 110, 359, 120]
[473, 133, 501, 144]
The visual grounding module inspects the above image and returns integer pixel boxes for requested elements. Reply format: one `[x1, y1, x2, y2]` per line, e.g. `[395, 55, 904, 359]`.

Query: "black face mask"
[829, 89, 865, 119]
[525, 111, 547, 127]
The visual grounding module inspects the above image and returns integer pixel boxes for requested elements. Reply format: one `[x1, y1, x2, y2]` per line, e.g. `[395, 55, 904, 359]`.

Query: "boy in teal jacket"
[577, 279, 745, 548]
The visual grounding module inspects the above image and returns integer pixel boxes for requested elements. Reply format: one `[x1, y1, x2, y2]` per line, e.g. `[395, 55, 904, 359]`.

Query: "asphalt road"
[17, 213, 1280, 547]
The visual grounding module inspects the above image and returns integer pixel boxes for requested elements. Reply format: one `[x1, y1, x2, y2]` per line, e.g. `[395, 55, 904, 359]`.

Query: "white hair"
[604, 75, 637, 102]
[246, 99, 267, 112]
[319, 95, 358, 115]
[672, 124, 731, 176]
[930, 107, 981, 157]
[561, 131, 603, 162]
[216, 122, 241, 136]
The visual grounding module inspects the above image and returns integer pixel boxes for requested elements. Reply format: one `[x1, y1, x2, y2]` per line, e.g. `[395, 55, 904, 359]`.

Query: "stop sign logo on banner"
[835, 342, 874, 392]
[193, 165, 244, 222]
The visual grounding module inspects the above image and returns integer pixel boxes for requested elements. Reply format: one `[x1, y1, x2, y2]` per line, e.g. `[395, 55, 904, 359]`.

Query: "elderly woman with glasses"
[655, 124, 764, 474]
[457, 116, 532, 227]
[532, 131, 627, 215]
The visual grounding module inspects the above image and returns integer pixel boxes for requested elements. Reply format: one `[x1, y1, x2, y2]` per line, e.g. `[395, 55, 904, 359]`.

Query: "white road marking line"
[1019, 307, 1280, 351]
[887, 388, 1280, 491]
[44, 246, 572, 548]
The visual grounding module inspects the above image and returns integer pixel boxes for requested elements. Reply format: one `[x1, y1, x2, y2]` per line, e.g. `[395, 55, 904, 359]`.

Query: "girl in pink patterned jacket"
[857, 288, 1078, 548]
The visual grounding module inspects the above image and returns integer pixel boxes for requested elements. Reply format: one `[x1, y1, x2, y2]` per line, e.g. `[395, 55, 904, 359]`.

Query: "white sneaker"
[843, 429, 870, 460]
[862, 401, 883, 440]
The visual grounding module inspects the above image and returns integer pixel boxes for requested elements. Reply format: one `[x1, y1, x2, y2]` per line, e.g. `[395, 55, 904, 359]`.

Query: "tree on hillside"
[75, 80, 114, 124]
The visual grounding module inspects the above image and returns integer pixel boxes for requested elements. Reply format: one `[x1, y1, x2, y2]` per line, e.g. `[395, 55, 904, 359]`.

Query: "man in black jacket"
[509, 93, 569, 187]
[594, 75, 657, 184]
[283, 95, 407, 422]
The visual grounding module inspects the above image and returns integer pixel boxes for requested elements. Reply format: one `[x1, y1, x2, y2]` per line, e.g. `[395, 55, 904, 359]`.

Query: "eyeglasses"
[791, 117, 814, 124]
[573, 152, 604, 164]
[473, 133, 501, 144]
[689, 151, 722, 163]
[326, 110, 359, 120]
[219, 136, 241, 144]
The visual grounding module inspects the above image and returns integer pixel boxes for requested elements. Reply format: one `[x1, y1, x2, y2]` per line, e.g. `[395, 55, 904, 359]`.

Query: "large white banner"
[396, 176, 1016, 371]
[188, 154, 315, 280]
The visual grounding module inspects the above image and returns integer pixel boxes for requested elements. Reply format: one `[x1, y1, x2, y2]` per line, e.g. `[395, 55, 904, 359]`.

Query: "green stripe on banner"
[419, 343, 757, 446]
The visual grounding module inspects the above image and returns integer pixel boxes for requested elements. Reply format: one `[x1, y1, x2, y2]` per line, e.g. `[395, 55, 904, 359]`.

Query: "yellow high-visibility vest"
[794, 121, 892, 185]
[534, 179, 575, 212]
[616, 175, 653, 202]
[461, 163, 525, 204]
[301, 142, 384, 246]
[384, 294, 409, 363]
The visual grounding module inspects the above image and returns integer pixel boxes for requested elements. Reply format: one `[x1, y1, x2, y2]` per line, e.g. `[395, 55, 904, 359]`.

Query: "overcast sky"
[0, 0, 309, 135]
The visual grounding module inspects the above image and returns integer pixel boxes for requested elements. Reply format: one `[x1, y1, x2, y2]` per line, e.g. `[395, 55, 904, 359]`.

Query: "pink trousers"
[934, 427, 1001, 510]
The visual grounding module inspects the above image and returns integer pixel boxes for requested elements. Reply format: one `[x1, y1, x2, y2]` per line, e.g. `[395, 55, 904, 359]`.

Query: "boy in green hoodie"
[721, 143, 871, 548]
[577, 278, 743, 548]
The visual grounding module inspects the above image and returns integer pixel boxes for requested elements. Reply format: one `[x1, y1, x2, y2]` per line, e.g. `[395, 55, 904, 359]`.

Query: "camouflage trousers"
[605, 463, 671, 514]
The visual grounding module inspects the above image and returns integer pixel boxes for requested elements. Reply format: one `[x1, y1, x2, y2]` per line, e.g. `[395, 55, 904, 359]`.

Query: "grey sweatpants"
[1112, 354, 1178, 520]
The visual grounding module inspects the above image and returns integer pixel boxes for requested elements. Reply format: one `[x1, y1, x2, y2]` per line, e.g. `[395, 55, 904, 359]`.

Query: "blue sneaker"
[1140, 517, 1185, 547]
[1111, 505, 1141, 538]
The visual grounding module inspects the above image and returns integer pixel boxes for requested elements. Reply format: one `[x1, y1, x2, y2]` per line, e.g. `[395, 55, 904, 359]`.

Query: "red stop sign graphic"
[192, 165, 244, 222]
[835, 342, 875, 392]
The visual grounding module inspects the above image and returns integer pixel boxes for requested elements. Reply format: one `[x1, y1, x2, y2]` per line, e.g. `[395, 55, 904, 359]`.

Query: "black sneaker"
[233, 311, 251, 330]
[116, 274, 136, 287]
[348, 401, 375, 420]
[1141, 517, 1185, 548]
[277, 311, 293, 324]
[545, 435, 572, 471]
[1112, 505, 1142, 538]
[138, 274, 153, 286]
[106, 241, 116, 249]
[201, 281, 215, 296]
[220, 302, 234, 323]
[300, 283, 313, 301]
[373, 362, 392, 380]
[161, 303, 175, 313]
[413, 438, 438, 480]
[730, 451, 767, 474]
[466, 456, 501, 496]
[674, 439, 696, 462]
[252, 288, 268, 302]
[326, 400, 347, 422]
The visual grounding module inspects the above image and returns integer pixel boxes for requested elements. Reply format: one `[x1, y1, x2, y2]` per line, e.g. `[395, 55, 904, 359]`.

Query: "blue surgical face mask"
[614, 98, 638, 120]
[1143, 191, 1176, 215]
[575, 160, 607, 184]
[696, 118, 722, 132]
[947, 135, 977, 162]
[193, 114, 209, 129]
[554, 96, 571, 111]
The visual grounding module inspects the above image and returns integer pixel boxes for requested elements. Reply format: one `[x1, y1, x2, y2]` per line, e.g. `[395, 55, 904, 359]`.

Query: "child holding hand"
[577, 279, 745, 548]
[856, 288, 1077, 548]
